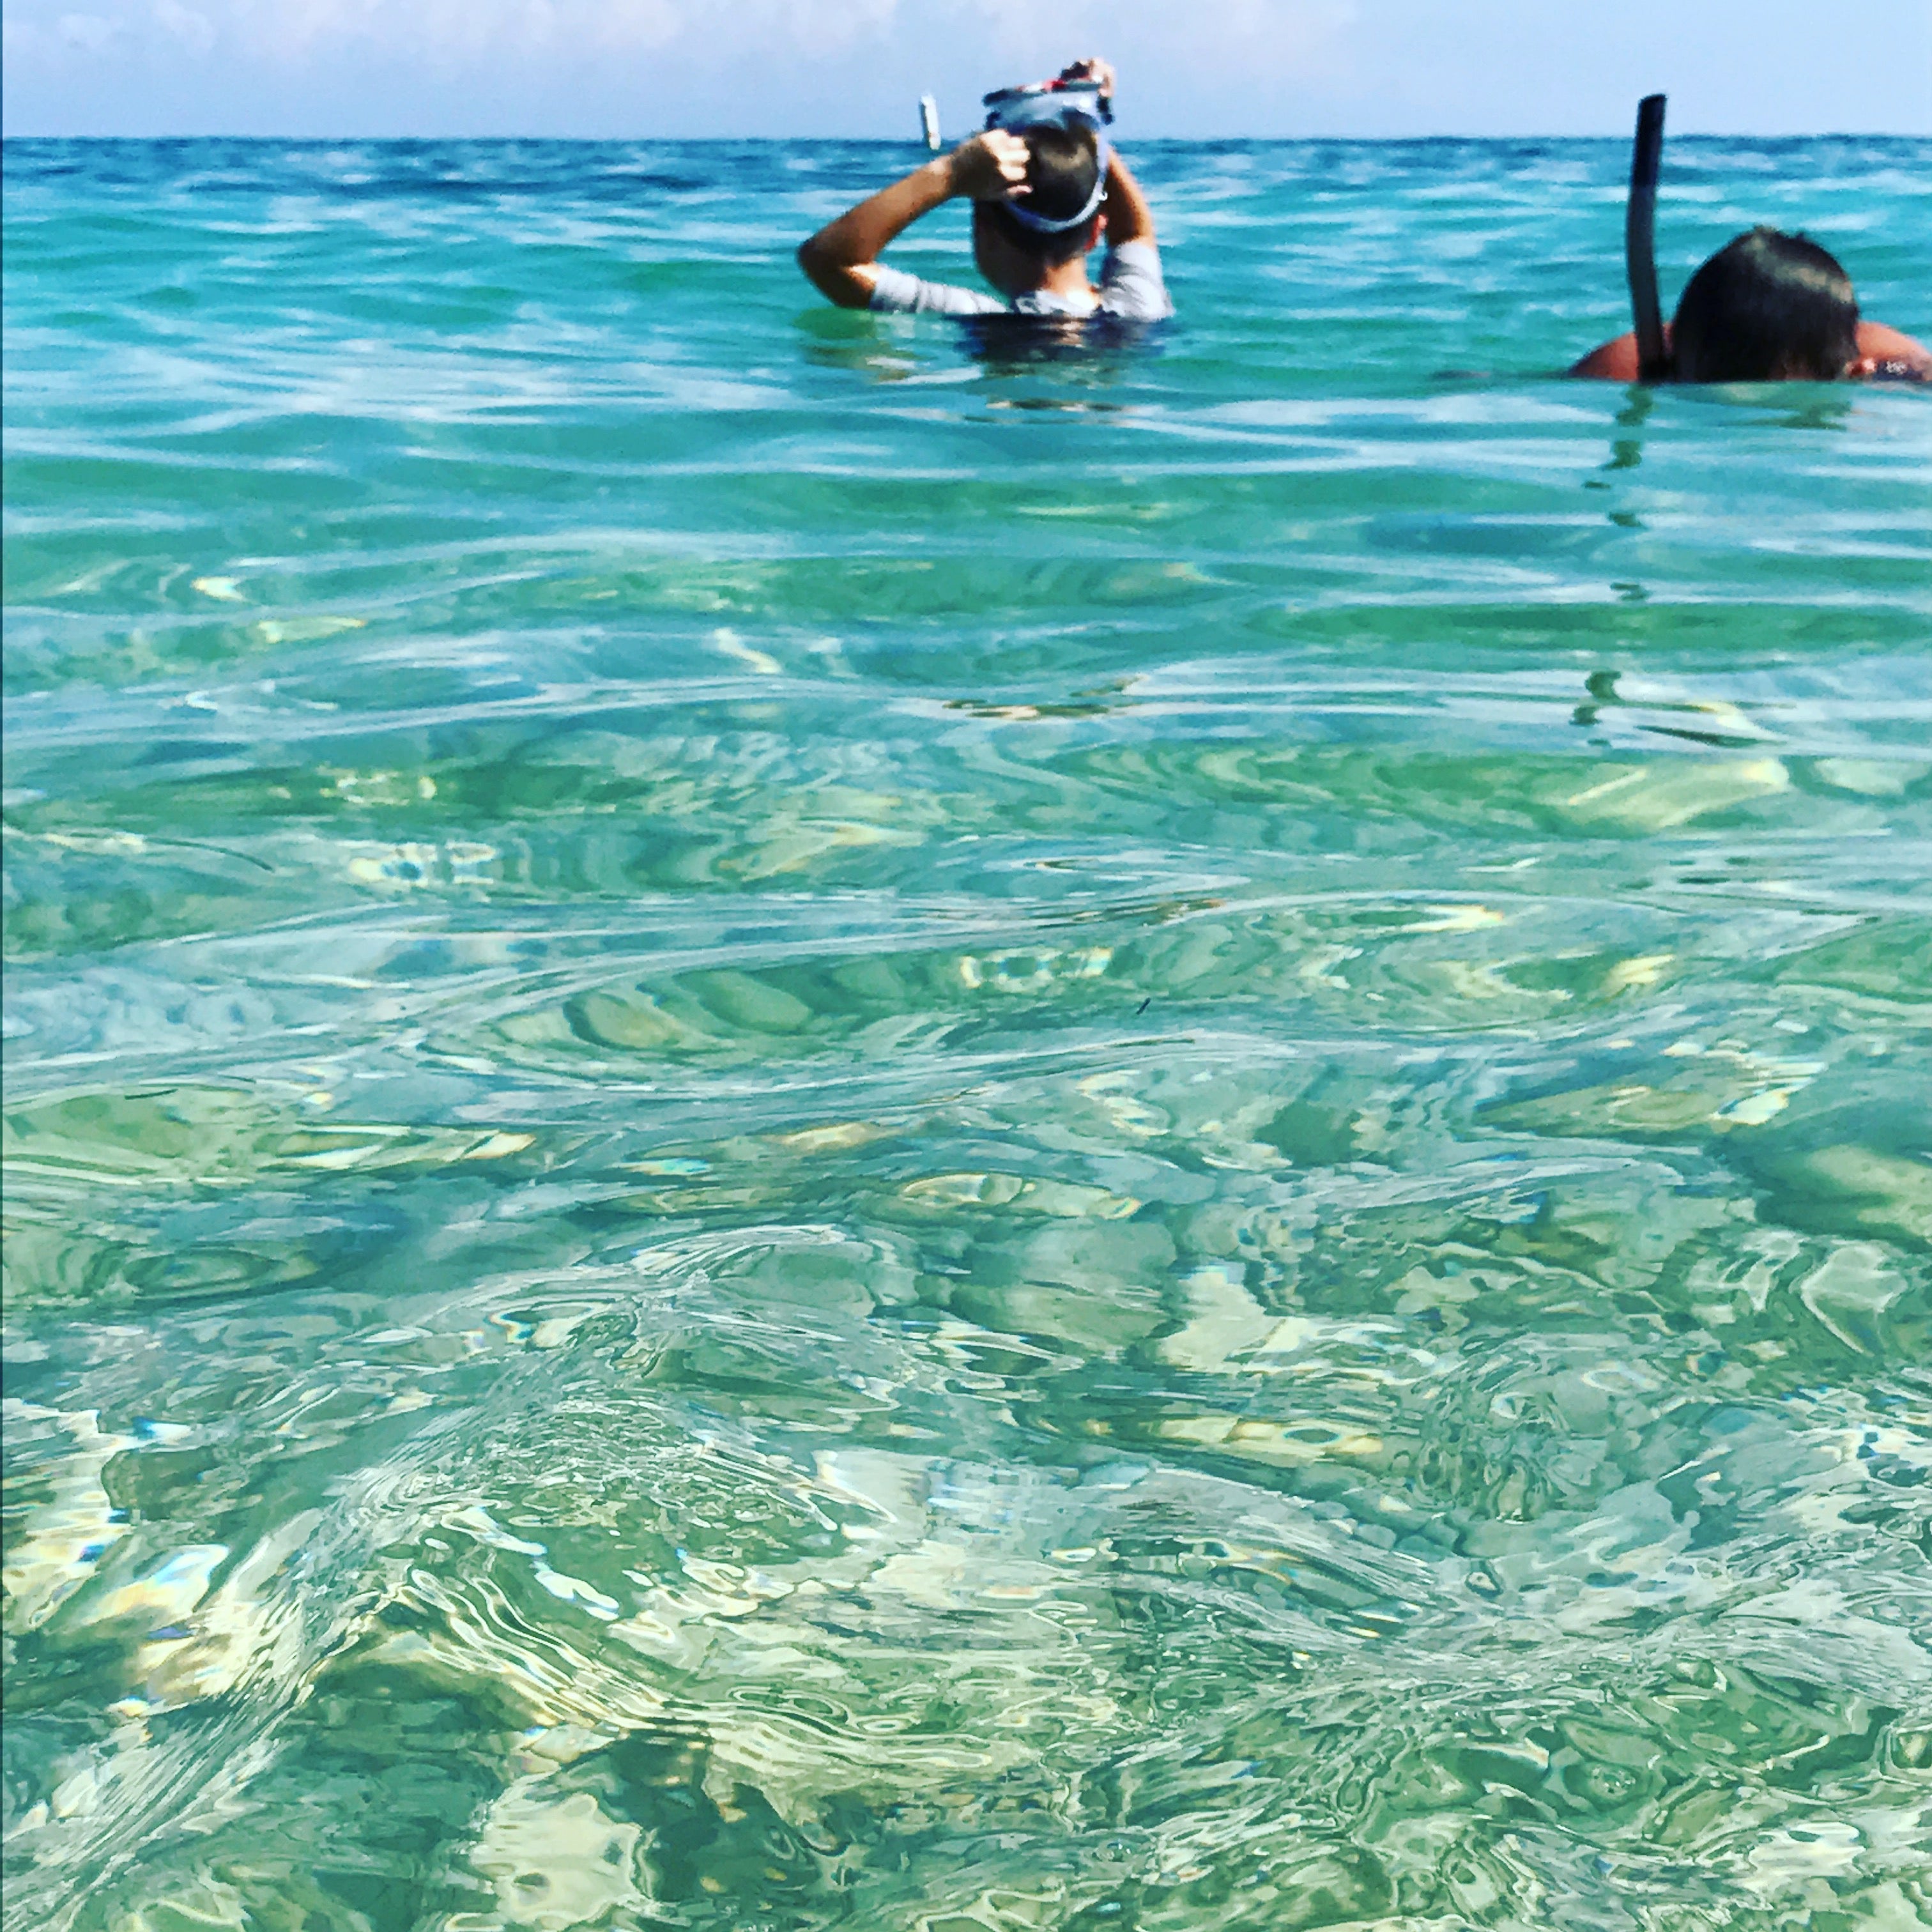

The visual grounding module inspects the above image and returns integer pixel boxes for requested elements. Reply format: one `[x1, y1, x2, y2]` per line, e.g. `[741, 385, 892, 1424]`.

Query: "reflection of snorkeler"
[797, 57, 1172, 325]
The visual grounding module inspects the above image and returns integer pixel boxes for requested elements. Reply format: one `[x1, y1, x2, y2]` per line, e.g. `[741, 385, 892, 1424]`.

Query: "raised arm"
[797, 133, 1029, 309]
[1052, 56, 1154, 250]
[1100, 150, 1156, 250]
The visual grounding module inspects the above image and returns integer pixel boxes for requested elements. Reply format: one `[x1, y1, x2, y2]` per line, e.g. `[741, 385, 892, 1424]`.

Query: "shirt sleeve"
[1097, 241, 1173, 321]
[868, 265, 1006, 317]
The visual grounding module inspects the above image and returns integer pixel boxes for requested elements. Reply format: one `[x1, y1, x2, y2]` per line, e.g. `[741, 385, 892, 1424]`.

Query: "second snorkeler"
[798, 57, 1172, 325]
[1572, 226, 1929, 384]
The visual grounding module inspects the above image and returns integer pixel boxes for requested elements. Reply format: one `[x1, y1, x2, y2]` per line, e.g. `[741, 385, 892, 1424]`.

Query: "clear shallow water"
[4, 135, 1930, 1930]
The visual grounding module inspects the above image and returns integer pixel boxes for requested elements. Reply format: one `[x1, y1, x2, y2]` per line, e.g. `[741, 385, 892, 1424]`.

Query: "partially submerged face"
[1672, 227, 1860, 382]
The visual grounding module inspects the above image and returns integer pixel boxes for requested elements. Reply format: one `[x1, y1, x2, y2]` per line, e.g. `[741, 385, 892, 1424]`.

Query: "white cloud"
[177, 0, 900, 61]
[1, 0, 1358, 77]
[57, 8, 117, 46]
[153, 0, 213, 51]
[5, 0, 692, 59]
[595, 0, 682, 50]
[933, 0, 1352, 67]
[22, 0, 1907, 139]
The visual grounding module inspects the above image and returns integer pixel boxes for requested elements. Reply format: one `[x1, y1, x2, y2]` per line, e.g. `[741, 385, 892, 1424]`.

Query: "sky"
[4, 0, 1929, 139]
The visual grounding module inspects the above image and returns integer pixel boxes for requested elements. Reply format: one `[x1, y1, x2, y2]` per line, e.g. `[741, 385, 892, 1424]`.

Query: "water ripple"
[5, 135, 1931, 1931]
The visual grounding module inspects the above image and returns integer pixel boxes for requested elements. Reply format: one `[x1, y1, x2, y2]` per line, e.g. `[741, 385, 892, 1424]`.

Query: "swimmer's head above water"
[969, 118, 1107, 296]
[1671, 228, 1859, 381]
[1574, 227, 1929, 384]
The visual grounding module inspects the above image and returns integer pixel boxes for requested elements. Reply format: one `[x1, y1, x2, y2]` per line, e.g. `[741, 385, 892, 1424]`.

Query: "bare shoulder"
[1855, 319, 1932, 380]
[1568, 331, 1642, 380]
[1569, 323, 1675, 381]
[1570, 319, 1929, 383]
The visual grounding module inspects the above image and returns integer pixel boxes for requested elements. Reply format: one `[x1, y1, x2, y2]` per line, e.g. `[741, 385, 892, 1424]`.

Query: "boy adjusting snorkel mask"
[981, 77, 1114, 234]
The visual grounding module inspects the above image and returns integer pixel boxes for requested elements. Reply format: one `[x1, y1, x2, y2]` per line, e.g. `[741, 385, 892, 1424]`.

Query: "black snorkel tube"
[1626, 94, 1669, 381]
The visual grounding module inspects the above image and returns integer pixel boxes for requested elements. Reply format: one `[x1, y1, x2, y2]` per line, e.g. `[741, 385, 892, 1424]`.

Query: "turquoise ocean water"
[4, 137, 1930, 1929]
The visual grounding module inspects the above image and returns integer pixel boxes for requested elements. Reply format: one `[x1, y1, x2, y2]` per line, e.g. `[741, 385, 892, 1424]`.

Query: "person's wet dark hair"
[1671, 227, 1860, 382]
[981, 121, 1103, 265]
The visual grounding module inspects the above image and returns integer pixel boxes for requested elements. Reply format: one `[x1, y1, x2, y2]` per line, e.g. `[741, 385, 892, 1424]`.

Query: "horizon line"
[7, 128, 1929, 143]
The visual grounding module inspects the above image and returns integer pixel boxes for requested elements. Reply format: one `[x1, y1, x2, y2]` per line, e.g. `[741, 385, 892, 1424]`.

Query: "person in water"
[798, 57, 1171, 324]
[1572, 226, 1929, 381]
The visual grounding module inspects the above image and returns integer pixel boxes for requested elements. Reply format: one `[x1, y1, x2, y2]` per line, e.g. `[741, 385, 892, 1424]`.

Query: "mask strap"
[999, 131, 1110, 235]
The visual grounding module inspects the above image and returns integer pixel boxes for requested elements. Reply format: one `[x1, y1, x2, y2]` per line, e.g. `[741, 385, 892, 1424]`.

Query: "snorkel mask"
[981, 79, 1113, 235]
